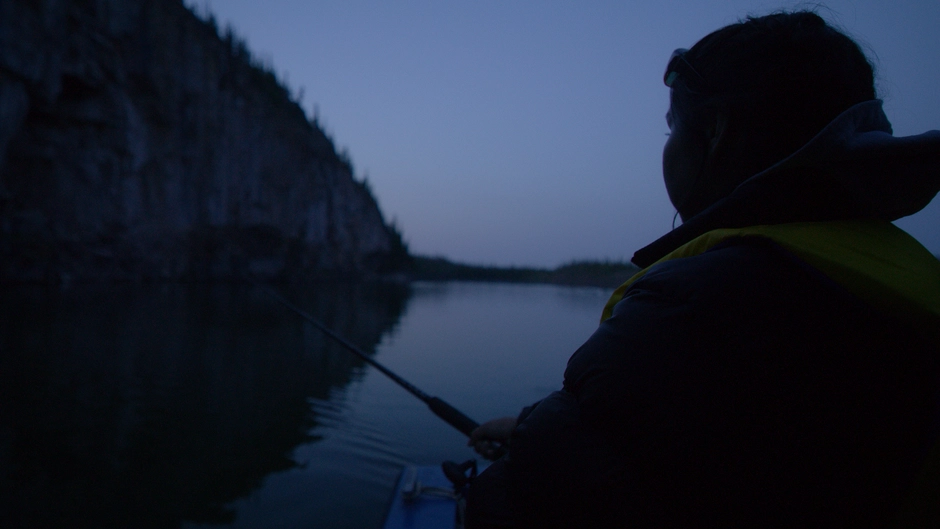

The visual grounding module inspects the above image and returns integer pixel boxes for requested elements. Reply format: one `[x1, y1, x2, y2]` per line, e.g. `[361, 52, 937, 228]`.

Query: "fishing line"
[248, 277, 483, 440]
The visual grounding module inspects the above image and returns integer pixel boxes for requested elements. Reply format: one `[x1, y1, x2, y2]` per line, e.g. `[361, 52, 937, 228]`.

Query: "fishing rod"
[250, 279, 481, 438]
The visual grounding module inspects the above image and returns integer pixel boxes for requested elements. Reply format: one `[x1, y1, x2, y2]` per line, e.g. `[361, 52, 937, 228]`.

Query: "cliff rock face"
[0, 0, 399, 282]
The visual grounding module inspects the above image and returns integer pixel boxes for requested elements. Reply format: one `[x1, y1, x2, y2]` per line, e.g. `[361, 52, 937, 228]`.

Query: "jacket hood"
[633, 100, 940, 267]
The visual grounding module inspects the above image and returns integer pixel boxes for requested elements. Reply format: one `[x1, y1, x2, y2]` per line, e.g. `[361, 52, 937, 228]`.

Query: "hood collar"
[633, 100, 940, 268]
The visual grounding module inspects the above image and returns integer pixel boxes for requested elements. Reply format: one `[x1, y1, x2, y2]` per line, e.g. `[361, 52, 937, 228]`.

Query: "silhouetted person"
[466, 11, 940, 528]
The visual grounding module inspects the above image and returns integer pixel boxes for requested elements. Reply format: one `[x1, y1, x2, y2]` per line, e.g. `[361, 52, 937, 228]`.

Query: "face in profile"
[662, 104, 708, 219]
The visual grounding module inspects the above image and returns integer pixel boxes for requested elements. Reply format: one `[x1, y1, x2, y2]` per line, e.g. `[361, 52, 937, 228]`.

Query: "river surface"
[1, 281, 612, 528]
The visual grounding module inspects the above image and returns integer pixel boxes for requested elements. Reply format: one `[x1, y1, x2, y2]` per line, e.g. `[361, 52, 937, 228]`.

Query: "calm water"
[0, 281, 612, 528]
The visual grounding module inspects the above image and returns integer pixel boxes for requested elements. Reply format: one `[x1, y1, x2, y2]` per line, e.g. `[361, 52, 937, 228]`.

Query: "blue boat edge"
[382, 465, 460, 529]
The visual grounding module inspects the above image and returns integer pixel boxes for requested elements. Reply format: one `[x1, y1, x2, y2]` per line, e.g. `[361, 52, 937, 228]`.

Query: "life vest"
[602, 220, 940, 525]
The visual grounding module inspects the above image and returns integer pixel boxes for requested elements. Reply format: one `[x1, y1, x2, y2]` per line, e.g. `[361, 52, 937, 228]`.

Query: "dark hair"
[671, 11, 876, 191]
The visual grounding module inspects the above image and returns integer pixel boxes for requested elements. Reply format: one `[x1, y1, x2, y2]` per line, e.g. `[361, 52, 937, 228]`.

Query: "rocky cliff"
[0, 0, 402, 283]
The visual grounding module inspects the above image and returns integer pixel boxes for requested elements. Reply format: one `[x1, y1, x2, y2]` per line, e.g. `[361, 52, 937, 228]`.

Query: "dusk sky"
[196, 0, 940, 267]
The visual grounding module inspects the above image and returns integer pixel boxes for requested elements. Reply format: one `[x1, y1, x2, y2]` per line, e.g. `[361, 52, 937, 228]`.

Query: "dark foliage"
[409, 257, 640, 289]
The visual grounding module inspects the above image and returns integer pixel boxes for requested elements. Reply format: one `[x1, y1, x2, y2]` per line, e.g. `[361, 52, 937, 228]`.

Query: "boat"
[382, 462, 477, 529]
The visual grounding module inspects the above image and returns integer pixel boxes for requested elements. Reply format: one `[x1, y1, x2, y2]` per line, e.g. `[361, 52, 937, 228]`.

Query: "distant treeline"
[409, 256, 641, 289]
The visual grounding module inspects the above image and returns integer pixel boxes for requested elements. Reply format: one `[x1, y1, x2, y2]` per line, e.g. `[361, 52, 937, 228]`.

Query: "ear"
[705, 110, 730, 157]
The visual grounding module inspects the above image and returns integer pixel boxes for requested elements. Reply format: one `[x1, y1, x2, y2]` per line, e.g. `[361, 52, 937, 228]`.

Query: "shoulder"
[626, 235, 823, 304]
[564, 236, 873, 419]
[599, 235, 834, 347]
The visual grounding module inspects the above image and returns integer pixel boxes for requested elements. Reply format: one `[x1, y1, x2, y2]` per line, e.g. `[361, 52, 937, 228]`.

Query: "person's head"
[663, 11, 877, 221]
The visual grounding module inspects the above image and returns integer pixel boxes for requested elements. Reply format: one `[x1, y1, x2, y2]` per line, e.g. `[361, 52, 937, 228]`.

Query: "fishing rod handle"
[427, 397, 508, 459]
[427, 397, 480, 438]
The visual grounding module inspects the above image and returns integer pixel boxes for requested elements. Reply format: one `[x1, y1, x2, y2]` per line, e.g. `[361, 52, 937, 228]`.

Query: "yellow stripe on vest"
[602, 220, 940, 347]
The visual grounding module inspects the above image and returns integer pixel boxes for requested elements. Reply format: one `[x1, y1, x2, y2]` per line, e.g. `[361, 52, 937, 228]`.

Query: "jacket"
[496, 101, 940, 528]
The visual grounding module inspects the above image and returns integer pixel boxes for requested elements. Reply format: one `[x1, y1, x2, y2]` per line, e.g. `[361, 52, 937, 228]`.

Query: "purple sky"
[196, 0, 940, 267]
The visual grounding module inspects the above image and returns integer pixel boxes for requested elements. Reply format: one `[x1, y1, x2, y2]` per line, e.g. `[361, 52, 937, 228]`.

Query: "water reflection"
[0, 282, 410, 528]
